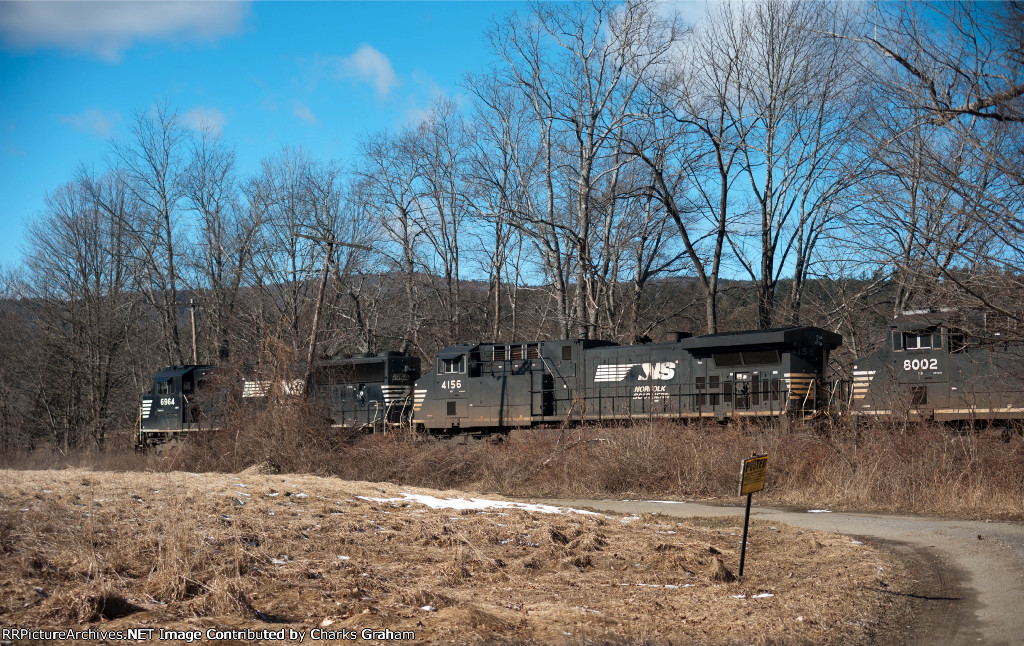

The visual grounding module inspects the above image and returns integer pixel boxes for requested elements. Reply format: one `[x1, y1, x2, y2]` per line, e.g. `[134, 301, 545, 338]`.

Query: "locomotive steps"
[0, 468, 916, 645]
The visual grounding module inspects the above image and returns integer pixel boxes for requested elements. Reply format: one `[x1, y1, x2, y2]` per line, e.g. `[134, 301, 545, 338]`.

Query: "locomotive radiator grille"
[242, 381, 271, 397]
[412, 389, 428, 412]
[380, 385, 411, 404]
[783, 373, 817, 399]
[851, 370, 876, 400]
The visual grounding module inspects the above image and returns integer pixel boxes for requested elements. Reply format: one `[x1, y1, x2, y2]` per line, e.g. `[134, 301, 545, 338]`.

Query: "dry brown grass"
[4, 414, 1022, 521]
[324, 419, 1024, 520]
[0, 468, 912, 645]
[5, 415, 1021, 520]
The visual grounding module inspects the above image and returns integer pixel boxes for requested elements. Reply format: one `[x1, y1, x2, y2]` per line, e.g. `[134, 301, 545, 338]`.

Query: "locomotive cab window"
[440, 356, 465, 374]
[156, 379, 171, 395]
[903, 328, 940, 350]
[949, 331, 968, 353]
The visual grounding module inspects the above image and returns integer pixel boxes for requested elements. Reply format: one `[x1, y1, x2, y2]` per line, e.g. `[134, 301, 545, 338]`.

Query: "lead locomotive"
[136, 352, 421, 449]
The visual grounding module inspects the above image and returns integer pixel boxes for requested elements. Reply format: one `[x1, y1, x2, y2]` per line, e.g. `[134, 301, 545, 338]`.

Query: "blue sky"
[0, 1, 527, 268]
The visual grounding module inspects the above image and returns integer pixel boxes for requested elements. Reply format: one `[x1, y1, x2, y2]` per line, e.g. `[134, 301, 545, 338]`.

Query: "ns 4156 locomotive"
[411, 326, 842, 435]
[136, 352, 420, 449]
[851, 309, 1024, 425]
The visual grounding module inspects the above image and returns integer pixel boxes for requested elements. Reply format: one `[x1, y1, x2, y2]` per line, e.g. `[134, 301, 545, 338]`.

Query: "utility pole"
[189, 299, 198, 365]
[294, 233, 372, 395]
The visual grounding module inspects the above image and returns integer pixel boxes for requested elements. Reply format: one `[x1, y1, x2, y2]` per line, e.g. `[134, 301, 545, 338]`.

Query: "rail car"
[851, 309, 1024, 424]
[136, 352, 420, 449]
[411, 326, 842, 434]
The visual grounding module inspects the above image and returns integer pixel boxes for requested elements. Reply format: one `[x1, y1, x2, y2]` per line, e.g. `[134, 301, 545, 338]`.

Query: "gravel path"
[541, 499, 1024, 646]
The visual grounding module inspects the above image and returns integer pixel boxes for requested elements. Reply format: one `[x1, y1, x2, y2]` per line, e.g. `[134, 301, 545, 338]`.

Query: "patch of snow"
[294, 493, 308, 498]
[752, 593, 774, 599]
[235, 484, 248, 488]
[851, 540, 864, 545]
[271, 558, 287, 565]
[420, 605, 436, 612]
[267, 492, 280, 497]
[732, 594, 746, 599]
[337, 555, 350, 561]
[808, 509, 832, 513]
[356, 493, 601, 516]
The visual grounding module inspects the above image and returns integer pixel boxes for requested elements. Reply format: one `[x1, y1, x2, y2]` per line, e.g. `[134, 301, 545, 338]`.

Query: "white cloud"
[292, 101, 319, 125]
[0, 1, 248, 62]
[59, 108, 120, 136]
[334, 43, 397, 98]
[181, 107, 227, 136]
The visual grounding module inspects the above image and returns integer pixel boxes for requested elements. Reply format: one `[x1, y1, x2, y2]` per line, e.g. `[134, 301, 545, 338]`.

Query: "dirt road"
[542, 499, 1024, 646]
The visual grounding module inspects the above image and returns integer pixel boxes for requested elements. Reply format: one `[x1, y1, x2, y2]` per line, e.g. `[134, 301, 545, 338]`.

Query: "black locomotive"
[851, 309, 1024, 424]
[412, 326, 842, 434]
[137, 365, 220, 446]
[136, 352, 421, 449]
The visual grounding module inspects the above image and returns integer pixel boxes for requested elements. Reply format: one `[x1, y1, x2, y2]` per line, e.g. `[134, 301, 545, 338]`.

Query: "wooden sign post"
[738, 453, 769, 576]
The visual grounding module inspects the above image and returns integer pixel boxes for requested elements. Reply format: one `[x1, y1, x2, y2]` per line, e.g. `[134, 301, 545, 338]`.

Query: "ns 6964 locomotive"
[411, 326, 842, 434]
[136, 352, 421, 449]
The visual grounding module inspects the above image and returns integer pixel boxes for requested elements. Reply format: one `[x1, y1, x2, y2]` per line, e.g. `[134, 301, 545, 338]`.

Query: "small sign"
[739, 454, 769, 496]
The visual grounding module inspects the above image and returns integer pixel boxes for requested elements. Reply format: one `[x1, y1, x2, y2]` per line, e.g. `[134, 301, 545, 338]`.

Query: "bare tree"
[414, 98, 470, 345]
[708, 0, 865, 329]
[358, 130, 427, 354]
[184, 128, 257, 361]
[481, 0, 680, 338]
[245, 147, 323, 356]
[848, 1, 1024, 318]
[111, 103, 190, 364]
[24, 173, 140, 449]
[465, 72, 536, 341]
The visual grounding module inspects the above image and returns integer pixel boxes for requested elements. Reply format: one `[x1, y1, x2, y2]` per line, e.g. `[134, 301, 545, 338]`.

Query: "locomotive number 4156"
[441, 380, 463, 390]
[903, 358, 938, 371]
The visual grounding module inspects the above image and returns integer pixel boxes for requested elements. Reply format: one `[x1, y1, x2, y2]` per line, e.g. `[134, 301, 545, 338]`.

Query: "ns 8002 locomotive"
[411, 326, 842, 434]
[851, 309, 1024, 423]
